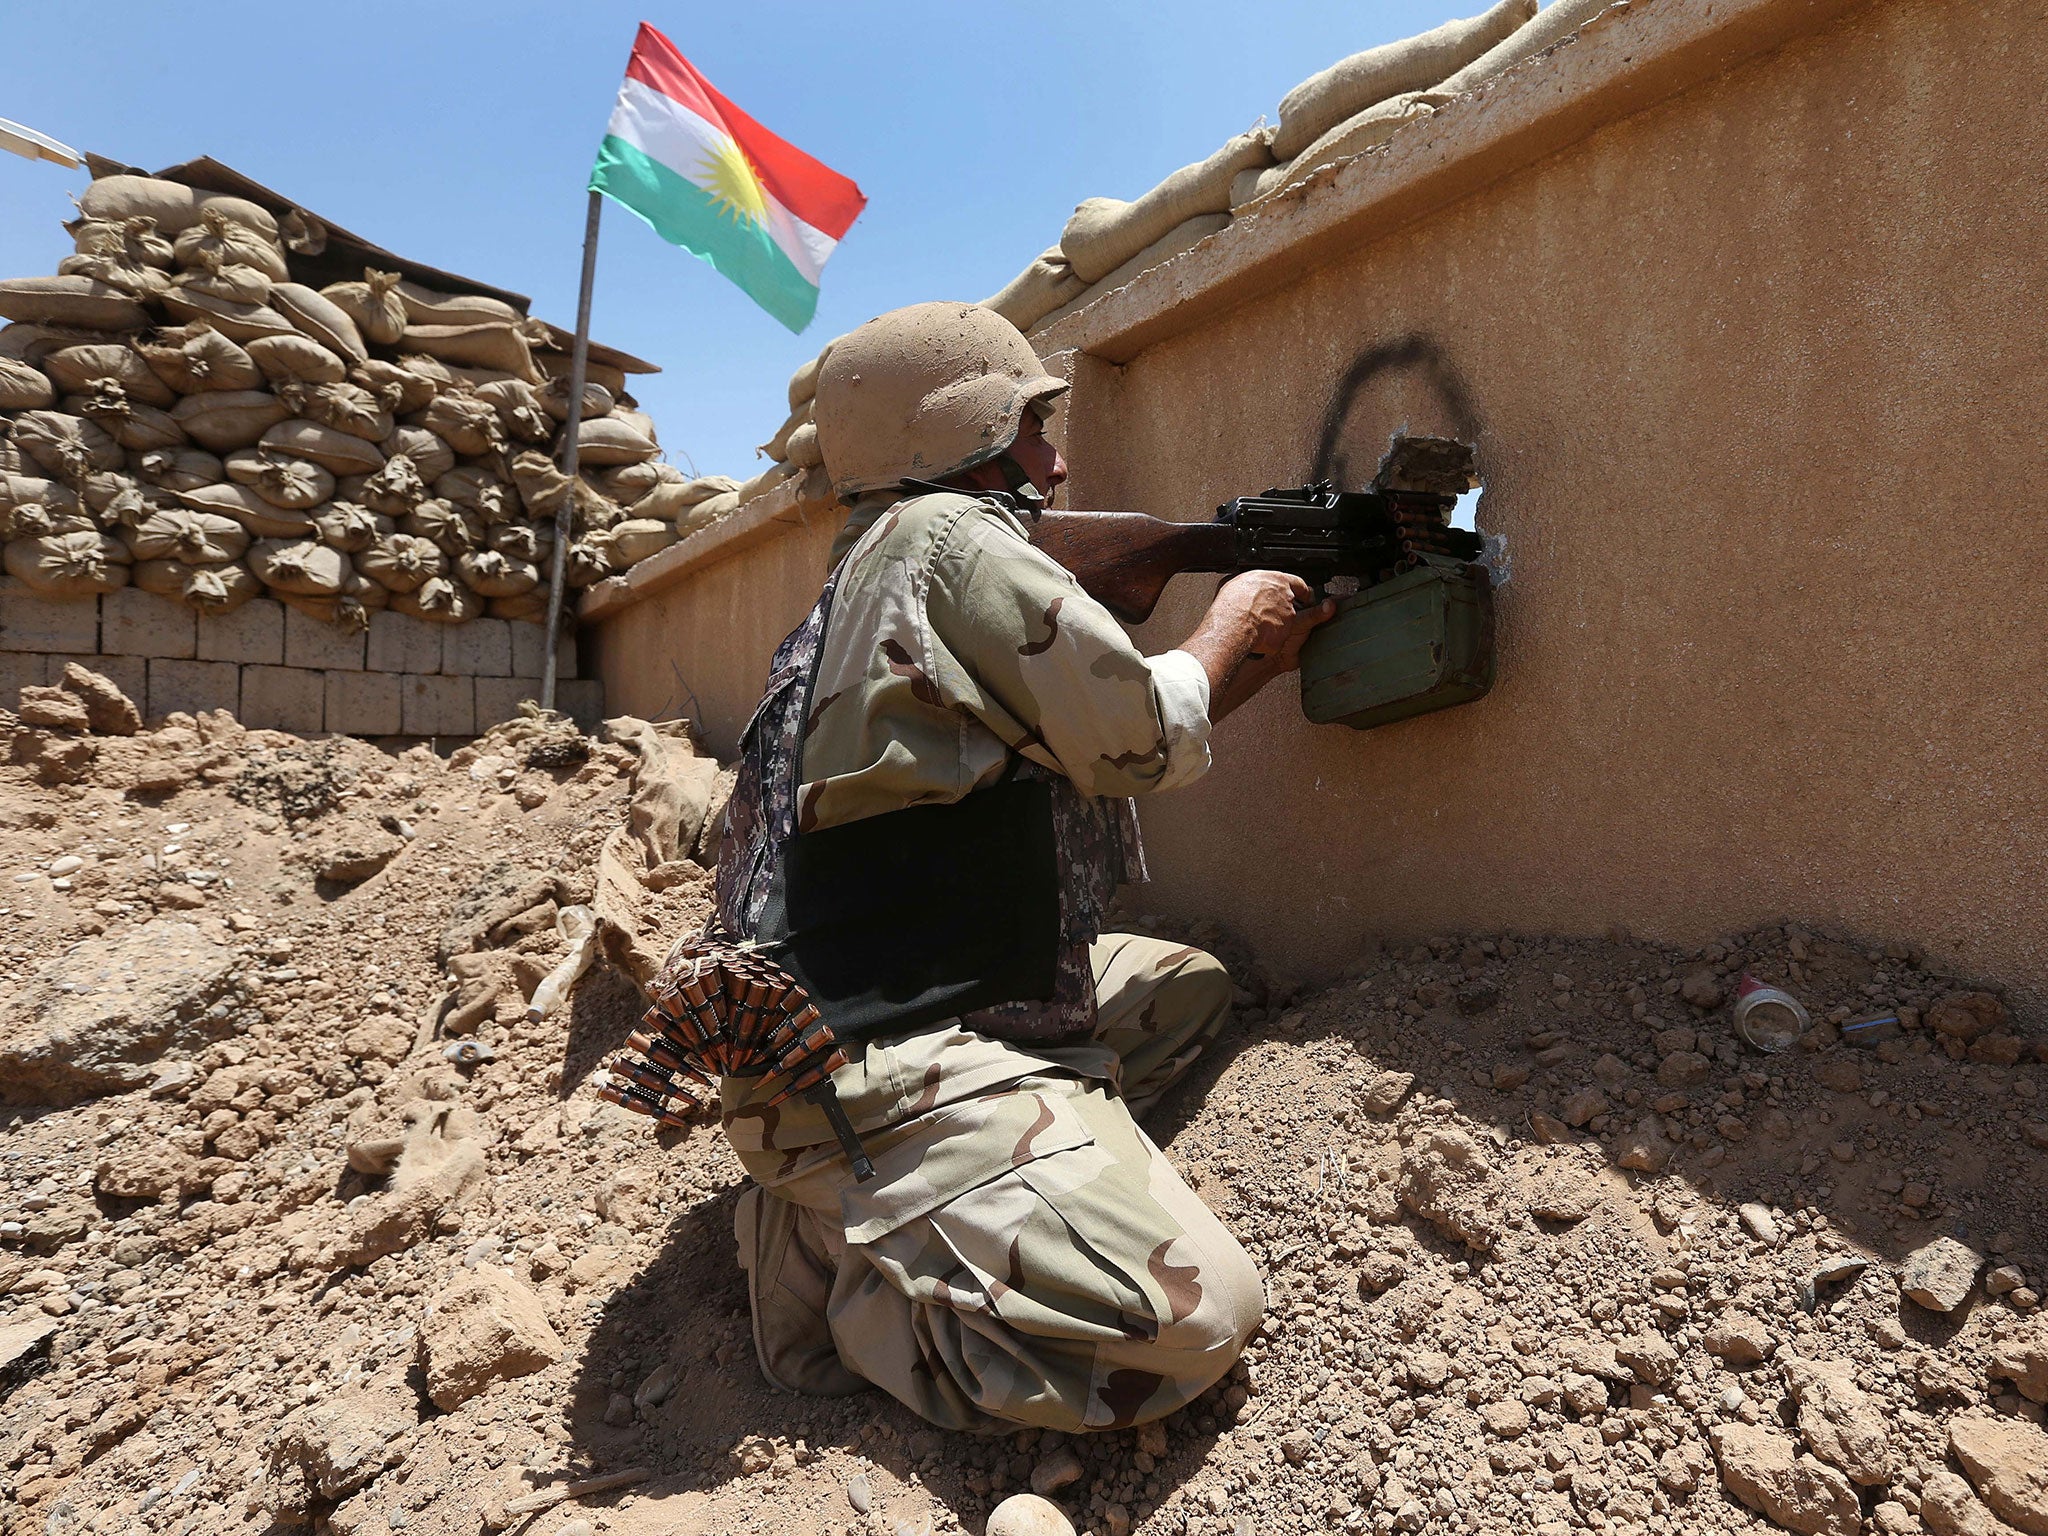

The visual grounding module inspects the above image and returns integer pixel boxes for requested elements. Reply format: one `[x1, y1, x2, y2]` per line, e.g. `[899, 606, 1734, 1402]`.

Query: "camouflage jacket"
[714, 488, 1212, 1044]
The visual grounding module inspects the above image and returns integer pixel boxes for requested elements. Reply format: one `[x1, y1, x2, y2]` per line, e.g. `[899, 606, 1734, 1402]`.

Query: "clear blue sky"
[3, 1, 1473, 481]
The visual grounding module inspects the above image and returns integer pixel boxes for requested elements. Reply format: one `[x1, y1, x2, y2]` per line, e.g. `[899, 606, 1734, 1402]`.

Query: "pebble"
[554, 1523, 592, 1536]
[845, 1473, 872, 1513]
[1029, 1447, 1084, 1496]
[1902, 1235, 1983, 1314]
[985, 1494, 1075, 1536]
[1738, 1203, 1780, 1245]
[47, 856, 82, 876]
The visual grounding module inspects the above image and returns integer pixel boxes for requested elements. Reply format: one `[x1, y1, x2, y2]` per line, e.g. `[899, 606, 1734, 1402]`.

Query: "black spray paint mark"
[1312, 334, 1481, 488]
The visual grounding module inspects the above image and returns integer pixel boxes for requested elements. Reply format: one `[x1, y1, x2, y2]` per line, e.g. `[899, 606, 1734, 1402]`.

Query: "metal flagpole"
[541, 188, 604, 713]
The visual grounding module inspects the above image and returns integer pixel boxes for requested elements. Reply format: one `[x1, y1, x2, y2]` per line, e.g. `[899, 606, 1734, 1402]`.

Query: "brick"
[400, 674, 474, 737]
[196, 598, 285, 664]
[148, 659, 239, 721]
[366, 611, 443, 674]
[0, 583, 97, 654]
[440, 616, 512, 677]
[474, 675, 542, 731]
[325, 671, 402, 736]
[53, 654, 146, 713]
[556, 678, 605, 733]
[242, 665, 326, 733]
[284, 605, 367, 670]
[100, 587, 196, 659]
[510, 621, 575, 680]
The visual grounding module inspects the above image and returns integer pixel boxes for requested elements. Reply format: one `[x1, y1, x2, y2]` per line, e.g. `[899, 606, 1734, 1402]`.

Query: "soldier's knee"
[1194, 1226, 1265, 1358]
[1159, 947, 1233, 1027]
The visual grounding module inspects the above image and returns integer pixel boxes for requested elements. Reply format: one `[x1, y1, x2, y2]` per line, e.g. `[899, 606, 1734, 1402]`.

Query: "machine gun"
[1025, 436, 1484, 623]
[1025, 435, 1497, 730]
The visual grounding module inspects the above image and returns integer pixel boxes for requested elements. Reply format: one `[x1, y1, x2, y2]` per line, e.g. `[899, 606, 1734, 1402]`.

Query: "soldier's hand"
[1183, 571, 1336, 722]
[1213, 570, 1318, 656]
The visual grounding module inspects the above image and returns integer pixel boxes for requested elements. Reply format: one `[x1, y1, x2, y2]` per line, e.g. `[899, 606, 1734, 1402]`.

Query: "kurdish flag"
[590, 24, 867, 333]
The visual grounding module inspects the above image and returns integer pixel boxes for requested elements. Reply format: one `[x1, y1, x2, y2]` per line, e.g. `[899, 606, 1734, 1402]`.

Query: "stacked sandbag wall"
[0, 172, 739, 733]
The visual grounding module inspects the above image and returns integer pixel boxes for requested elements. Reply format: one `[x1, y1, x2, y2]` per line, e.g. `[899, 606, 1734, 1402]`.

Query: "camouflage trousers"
[722, 934, 1264, 1433]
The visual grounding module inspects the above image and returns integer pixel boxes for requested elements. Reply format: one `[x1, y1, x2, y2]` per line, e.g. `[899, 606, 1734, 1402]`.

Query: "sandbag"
[176, 481, 319, 539]
[54, 254, 172, 302]
[569, 415, 658, 466]
[12, 411, 124, 478]
[136, 446, 223, 493]
[401, 322, 538, 382]
[394, 280, 520, 328]
[391, 574, 481, 624]
[538, 374, 612, 423]
[321, 269, 406, 347]
[260, 418, 385, 476]
[982, 248, 1090, 332]
[75, 393, 188, 454]
[409, 393, 499, 457]
[489, 522, 550, 564]
[1272, 0, 1534, 159]
[0, 277, 151, 332]
[589, 459, 667, 504]
[402, 500, 483, 556]
[488, 589, 550, 623]
[0, 358, 54, 410]
[0, 322, 110, 364]
[787, 343, 832, 410]
[1036, 213, 1230, 332]
[127, 507, 249, 564]
[630, 474, 733, 524]
[159, 289, 296, 343]
[171, 209, 289, 282]
[433, 466, 513, 523]
[456, 548, 541, 597]
[79, 176, 278, 239]
[734, 462, 791, 507]
[533, 349, 626, 399]
[564, 538, 615, 587]
[248, 537, 350, 596]
[757, 400, 810, 462]
[276, 588, 374, 632]
[1242, 95, 1438, 207]
[81, 472, 156, 528]
[136, 326, 263, 394]
[355, 532, 445, 592]
[676, 488, 740, 537]
[473, 378, 553, 443]
[603, 517, 676, 566]
[352, 358, 438, 414]
[269, 283, 367, 364]
[0, 493, 95, 540]
[358, 452, 428, 516]
[170, 390, 292, 452]
[783, 420, 822, 469]
[171, 260, 274, 307]
[1060, 130, 1270, 284]
[1, 472, 78, 515]
[1425, 0, 1614, 99]
[379, 424, 455, 482]
[225, 447, 334, 510]
[245, 331, 346, 385]
[132, 556, 262, 613]
[42, 344, 176, 408]
[312, 501, 391, 553]
[275, 379, 392, 442]
[72, 216, 175, 270]
[5, 531, 130, 597]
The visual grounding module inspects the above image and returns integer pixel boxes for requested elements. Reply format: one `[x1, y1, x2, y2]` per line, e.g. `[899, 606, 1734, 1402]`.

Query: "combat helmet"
[814, 302, 1068, 500]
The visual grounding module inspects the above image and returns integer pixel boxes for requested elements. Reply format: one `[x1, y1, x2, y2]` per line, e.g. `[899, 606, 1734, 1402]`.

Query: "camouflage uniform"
[719, 489, 1263, 1432]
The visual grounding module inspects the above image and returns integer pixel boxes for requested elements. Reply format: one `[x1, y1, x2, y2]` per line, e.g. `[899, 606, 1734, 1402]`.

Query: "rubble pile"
[0, 672, 2040, 1536]
[0, 172, 739, 636]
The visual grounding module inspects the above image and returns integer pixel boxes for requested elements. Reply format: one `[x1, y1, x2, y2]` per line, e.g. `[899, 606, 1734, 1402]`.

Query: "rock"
[1491, 1060, 1530, 1091]
[1136, 1420, 1168, 1459]
[58, 663, 140, 735]
[602, 1391, 633, 1426]
[1529, 1110, 1574, 1144]
[1481, 1400, 1530, 1437]
[1951, 1413, 2048, 1536]
[312, 831, 404, 886]
[1358, 1250, 1407, 1292]
[1987, 1266, 2026, 1296]
[1923, 1469, 2029, 1536]
[93, 1141, 205, 1199]
[1398, 1127, 1518, 1252]
[1989, 1318, 2048, 1403]
[633, 1360, 680, 1409]
[0, 919, 236, 1105]
[1709, 1423, 1861, 1536]
[1615, 1332, 1678, 1387]
[0, 1318, 58, 1399]
[1029, 1446, 1084, 1496]
[1561, 1086, 1608, 1127]
[1279, 1428, 1315, 1464]
[1405, 1349, 1451, 1389]
[1930, 991, 2007, 1042]
[420, 1269, 564, 1410]
[1901, 1236, 1983, 1314]
[845, 1473, 872, 1513]
[15, 685, 91, 732]
[1361, 1071, 1414, 1115]
[1680, 971, 1724, 1009]
[1704, 1309, 1774, 1367]
[341, 1012, 413, 1066]
[12, 726, 97, 783]
[594, 1166, 661, 1232]
[1656, 1050, 1712, 1088]
[1813, 1056, 1863, 1093]
[1782, 1354, 1891, 1485]
[1519, 1151, 1610, 1222]
[1740, 1203, 1781, 1245]
[987, 1494, 1077, 1536]
[265, 1389, 415, 1515]
[1615, 1117, 1676, 1173]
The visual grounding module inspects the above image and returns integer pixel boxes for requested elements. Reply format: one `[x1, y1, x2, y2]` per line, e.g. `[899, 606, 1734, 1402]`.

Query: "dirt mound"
[0, 710, 2041, 1536]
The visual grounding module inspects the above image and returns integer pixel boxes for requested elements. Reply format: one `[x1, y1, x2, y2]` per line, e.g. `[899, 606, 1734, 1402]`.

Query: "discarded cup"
[1840, 1013, 1903, 1048]
[443, 1039, 495, 1067]
[1732, 974, 1810, 1053]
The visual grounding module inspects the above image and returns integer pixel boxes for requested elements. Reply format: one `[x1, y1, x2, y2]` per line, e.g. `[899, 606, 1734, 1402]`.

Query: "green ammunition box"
[1297, 560, 1496, 730]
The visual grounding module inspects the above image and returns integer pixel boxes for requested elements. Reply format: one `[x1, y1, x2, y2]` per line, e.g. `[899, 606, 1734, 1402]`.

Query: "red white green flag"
[590, 24, 867, 333]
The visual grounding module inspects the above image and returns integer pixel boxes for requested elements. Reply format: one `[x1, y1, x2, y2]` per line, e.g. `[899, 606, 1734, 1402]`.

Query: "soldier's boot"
[734, 1182, 868, 1396]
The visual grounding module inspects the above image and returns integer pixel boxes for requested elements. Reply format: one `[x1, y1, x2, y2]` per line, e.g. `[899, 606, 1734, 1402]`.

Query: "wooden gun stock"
[1027, 511, 1238, 623]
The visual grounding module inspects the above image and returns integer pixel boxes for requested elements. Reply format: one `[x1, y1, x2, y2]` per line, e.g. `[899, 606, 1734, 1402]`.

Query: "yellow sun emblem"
[696, 134, 768, 227]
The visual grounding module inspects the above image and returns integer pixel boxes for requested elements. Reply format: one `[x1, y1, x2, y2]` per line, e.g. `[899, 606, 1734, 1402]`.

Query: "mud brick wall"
[0, 582, 601, 739]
